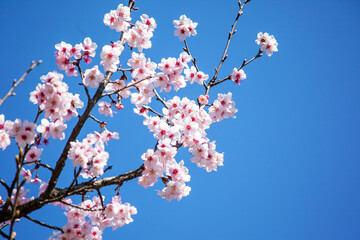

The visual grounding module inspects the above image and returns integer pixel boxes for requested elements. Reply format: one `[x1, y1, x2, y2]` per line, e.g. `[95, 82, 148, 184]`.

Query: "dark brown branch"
[0, 229, 9, 239]
[96, 189, 105, 208]
[0, 164, 144, 223]
[33, 108, 43, 124]
[0, 178, 10, 193]
[0, 60, 42, 106]
[24, 215, 63, 233]
[54, 165, 144, 198]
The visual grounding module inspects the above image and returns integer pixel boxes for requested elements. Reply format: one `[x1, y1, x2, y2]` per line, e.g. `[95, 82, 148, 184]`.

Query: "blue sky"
[1, 0, 360, 239]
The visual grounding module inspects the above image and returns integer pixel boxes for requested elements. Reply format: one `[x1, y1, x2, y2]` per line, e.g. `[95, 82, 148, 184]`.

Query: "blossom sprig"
[173, 15, 198, 41]
[55, 37, 98, 76]
[256, 32, 278, 56]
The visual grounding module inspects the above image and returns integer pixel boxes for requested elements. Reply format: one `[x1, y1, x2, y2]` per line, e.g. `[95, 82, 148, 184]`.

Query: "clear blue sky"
[1, 0, 360, 239]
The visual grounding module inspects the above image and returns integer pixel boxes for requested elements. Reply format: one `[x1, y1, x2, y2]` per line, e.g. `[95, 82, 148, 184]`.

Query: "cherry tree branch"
[0, 229, 9, 239]
[102, 76, 152, 97]
[209, 1, 250, 85]
[58, 200, 104, 212]
[0, 60, 42, 107]
[89, 114, 107, 125]
[211, 49, 263, 87]
[0, 178, 10, 193]
[153, 88, 167, 108]
[183, 40, 199, 72]
[143, 105, 164, 117]
[183, 40, 209, 92]
[24, 215, 63, 233]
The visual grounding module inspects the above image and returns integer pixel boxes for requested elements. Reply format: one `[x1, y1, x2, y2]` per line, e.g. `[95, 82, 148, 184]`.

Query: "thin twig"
[89, 115, 106, 125]
[23, 161, 54, 172]
[238, 50, 263, 70]
[117, 68, 133, 72]
[33, 108, 43, 124]
[209, 1, 250, 85]
[153, 88, 167, 108]
[0, 223, 9, 231]
[102, 76, 152, 97]
[211, 50, 263, 87]
[96, 189, 105, 208]
[143, 106, 164, 118]
[183, 40, 199, 72]
[0, 178, 10, 193]
[24, 215, 63, 233]
[59, 200, 104, 212]
[64, 167, 82, 198]
[183, 40, 209, 91]
[9, 178, 27, 240]
[0, 60, 42, 106]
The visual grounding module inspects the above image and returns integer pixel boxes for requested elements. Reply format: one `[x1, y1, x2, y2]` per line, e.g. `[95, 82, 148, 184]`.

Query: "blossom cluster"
[104, 4, 157, 52]
[55, 37, 97, 76]
[68, 130, 119, 178]
[30, 71, 83, 124]
[124, 14, 157, 52]
[256, 32, 279, 56]
[52, 195, 136, 240]
[173, 15, 198, 41]
[209, 92, 238, 122]
[138, 95, 236, 201]
[0, 115, 36, 149]
[100, 41, 124, 73]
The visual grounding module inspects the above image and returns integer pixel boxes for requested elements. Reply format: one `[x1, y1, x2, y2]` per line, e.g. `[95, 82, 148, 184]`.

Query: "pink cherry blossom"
[231, 68, 246, 85]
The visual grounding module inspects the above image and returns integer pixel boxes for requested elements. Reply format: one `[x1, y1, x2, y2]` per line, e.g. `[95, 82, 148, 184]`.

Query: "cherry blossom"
[25, 146, 43, 163]
[231, 68, 246, 85]
[256, 32, 278, 56]
[98, 101, 114, 117]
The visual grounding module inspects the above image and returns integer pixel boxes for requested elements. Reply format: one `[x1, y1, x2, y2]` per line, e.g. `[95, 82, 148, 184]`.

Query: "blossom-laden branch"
[0, 0, 279, 239]
[0, 60, 42, 106]
[0, 164, 144, 223]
